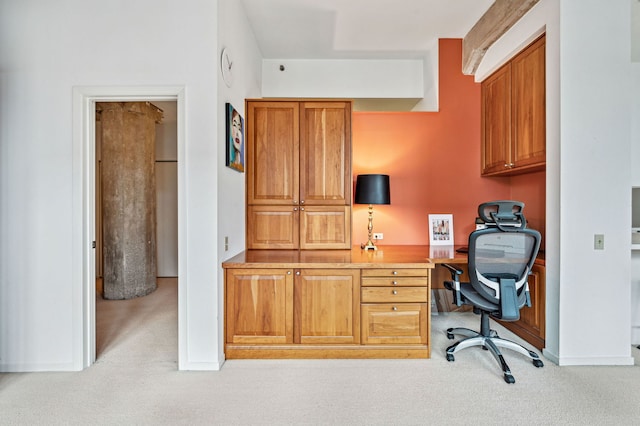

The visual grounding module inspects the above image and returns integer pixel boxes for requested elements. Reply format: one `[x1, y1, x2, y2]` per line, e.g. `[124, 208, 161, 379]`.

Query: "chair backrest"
[469, 201, 541, 320]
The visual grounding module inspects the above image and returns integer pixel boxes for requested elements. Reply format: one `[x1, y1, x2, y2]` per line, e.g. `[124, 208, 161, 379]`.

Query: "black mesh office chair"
[443, 200, 543, 384]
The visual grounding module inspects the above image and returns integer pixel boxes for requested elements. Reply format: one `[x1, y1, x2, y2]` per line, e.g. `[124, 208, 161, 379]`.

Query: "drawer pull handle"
[392, 281, 398, 285]
[392, 290, 398, 295]
[392, 306, 398, 311]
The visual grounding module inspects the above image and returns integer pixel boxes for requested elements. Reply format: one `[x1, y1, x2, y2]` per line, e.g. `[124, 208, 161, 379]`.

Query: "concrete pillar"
[97, 102, 163, 300]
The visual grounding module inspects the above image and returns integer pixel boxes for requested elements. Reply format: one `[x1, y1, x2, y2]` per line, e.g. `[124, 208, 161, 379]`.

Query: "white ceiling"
[241, 0, 495, 60]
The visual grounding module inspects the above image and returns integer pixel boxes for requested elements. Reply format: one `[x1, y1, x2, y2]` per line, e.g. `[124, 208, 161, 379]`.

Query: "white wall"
[0, 0, 221, 371]
[477, 0, 634, 365]
[629, 51, 640, 342]
[216, 0, 263, 363]
[261, 46, 439, 112]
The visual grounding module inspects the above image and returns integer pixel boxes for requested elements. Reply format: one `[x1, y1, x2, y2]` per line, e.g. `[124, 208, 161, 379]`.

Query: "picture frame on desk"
[429, 214, 454, 245]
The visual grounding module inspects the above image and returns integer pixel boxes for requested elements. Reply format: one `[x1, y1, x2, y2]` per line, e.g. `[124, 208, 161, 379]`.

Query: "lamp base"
[361, 241, 377, 250]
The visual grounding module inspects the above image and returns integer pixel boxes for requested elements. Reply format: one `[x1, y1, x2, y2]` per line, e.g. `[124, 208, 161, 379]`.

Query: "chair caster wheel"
[533, 359, 544, 368]
[504, 374, 515, 384]
[446, 353, 455, 362]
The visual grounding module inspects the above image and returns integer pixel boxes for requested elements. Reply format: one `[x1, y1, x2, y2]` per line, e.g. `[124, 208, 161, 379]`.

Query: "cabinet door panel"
[247, 102, 299, 205]
[294, 269, 360, 344]
[512, 36, 545, 169]
[247, 206, 299, 249]
[226, 269, 293, 344]
[299, 102, 351, 205]
[481, 64, 511, 175]
[299, 206, 351, 250]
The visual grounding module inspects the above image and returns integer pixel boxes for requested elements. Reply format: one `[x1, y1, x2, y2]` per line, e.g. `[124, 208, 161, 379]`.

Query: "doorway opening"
[74, 86, 186, 369]
[95, 100, 178, 361]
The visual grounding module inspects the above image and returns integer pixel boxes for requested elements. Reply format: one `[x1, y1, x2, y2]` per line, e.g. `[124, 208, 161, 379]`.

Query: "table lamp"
[354, 174, 390, 250]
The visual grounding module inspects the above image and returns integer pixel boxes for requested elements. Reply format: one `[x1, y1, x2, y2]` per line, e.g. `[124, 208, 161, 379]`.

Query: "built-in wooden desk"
[223, 245, 437, 359]
[222, 245, 545, 358]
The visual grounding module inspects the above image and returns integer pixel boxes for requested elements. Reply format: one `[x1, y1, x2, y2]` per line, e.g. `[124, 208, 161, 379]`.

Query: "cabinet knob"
[392, 281, 398, 285]
[296, 271, 300, 276]
[392, 271, 398, 275]
[392, 290, 398, 295]
[300, 200, 305, 204]
[293, 200, 298, 204]
[392, 306, 398, 311]
[287, 271, 292, 275]
[293, 207, 298, 211]
[300, 207, 305, 211]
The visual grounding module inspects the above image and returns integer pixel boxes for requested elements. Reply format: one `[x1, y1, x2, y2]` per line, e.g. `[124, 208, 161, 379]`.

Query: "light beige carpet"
[1, 279, 640, 425]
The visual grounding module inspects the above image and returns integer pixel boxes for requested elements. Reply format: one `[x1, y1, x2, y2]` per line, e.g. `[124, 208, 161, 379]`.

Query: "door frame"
[72, 86, 186, 369]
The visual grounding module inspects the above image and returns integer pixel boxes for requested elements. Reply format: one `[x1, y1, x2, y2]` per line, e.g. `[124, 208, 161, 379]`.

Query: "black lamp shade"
[354, 174, 390, 205]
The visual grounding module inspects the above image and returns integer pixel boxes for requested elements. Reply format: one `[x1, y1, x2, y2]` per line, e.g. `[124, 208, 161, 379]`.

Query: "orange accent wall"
[352, 39, 515, 246]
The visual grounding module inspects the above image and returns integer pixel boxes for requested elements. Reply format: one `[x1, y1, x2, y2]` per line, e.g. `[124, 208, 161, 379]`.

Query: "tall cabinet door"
[225, 268, 294, 344]
[299, 102, 351, 206]
[511, 35, 546, 169]
[481, 64, 511, 175]
[294, 269, 360, 344]
[246, 101, 300, 205]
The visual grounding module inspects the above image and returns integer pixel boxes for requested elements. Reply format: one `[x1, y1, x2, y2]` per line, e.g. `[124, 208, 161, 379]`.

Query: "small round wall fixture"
[220, 47, 234, 87]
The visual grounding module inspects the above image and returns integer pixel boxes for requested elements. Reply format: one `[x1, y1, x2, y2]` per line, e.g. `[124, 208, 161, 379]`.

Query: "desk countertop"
[222, 245, 545, 268]
[222, 245, 472, 269]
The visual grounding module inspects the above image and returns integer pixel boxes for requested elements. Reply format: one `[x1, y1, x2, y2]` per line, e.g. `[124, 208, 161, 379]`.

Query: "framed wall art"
[428, 214, 454, 245]
[225, 102, 244, 172]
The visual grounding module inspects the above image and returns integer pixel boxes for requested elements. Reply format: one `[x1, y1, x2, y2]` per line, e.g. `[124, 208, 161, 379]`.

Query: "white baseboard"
[0, 362, 81, 373]
[178, 360, 224, 371]
[555, 356, 634, 366]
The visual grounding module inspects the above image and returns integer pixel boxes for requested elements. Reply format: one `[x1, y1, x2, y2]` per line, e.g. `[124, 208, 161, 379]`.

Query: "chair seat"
[458, 282, 499, 314]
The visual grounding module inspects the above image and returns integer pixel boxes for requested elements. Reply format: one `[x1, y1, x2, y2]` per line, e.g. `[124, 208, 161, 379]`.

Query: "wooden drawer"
[361, 286, 428, 303]
[361, 268, 429, 278]
[361, 276, 427, 287]
[361, 303, 427, 344]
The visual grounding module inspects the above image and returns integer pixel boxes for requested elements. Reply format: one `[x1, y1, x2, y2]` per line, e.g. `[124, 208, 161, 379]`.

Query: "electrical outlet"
[224, 236, 229, 251]
[594, 234, 604, 250]
[373, 233, 383, 240]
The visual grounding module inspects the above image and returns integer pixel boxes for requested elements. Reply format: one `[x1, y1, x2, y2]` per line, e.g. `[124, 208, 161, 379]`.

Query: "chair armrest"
[442, 263, 463, 281]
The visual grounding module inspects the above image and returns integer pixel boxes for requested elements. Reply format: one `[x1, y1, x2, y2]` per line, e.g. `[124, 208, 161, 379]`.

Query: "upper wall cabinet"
[246, 100, 352, 250]
[481, 35, 546, 176]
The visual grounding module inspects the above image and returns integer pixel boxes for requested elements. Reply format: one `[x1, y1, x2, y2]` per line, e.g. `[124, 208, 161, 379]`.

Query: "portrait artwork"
[225, 103, 244, 172]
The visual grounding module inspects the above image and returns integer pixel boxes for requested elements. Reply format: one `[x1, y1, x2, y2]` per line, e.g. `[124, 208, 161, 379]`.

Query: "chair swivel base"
[446, 327, 544, 384]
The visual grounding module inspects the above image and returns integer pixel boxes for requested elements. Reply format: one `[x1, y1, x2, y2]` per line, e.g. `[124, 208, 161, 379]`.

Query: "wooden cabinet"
[360, 268, 430, 347]
[294, 269, 360, 344]
[222, 247, 434, 359]
[246, 100, 352, 249]
[482, 35, 545, 176]
[225, 268, 294, 344]
[500, 263, 545, 350]
[225, 268, 360, 348]
[481, 64, 512, 175]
